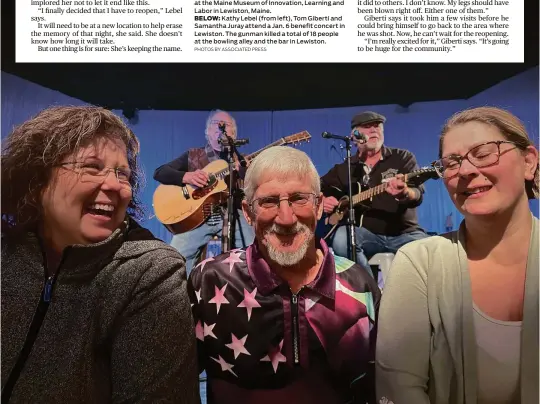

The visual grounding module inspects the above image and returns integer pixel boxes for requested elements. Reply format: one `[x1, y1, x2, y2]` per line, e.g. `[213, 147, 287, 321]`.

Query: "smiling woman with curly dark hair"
[1, 106, 199, 403]
[1, 105, 144, 233]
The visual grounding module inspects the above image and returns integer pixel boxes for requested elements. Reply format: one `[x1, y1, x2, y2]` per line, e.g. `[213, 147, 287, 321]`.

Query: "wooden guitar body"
[153, 159, 229, 234]
[326, 194, 372, 226]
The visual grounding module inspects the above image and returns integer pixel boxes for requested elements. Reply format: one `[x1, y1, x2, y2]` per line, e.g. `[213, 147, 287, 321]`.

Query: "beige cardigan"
[375, 216, 539, 404]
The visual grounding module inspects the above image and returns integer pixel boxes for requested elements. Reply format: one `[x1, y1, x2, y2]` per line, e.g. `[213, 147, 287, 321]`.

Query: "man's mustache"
[266, 222, 307, 236]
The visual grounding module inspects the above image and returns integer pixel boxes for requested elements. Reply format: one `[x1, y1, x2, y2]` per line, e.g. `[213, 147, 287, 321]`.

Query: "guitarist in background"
[153, 109, 255, 274]
[320, 111, 428, 275]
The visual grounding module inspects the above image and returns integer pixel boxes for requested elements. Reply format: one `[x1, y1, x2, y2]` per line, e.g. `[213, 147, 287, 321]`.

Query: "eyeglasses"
[210, 120, 235, 128]
[249, 192, 319, 215]
[58, 161, 132, 188]
[432, 140, 518, 179]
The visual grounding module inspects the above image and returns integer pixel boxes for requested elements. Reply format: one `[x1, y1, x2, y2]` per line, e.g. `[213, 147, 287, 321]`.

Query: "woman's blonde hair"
[440, 106, 539, 199]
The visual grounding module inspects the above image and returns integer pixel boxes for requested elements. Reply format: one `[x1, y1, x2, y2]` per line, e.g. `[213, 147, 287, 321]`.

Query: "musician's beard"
[264, 222, 314, 267]
[208, 131, 237, 152]
[366, 140, 383, 152]
[356, 132, 384, 153]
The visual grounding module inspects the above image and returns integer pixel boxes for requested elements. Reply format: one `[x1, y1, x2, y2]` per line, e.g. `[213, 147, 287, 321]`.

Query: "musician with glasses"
[1, 106, 199, 402]
[376, 107, 539, 404]
[188, 146, 380, 403]
[154, 109, 255, 275]
[320, 111, 428, 275]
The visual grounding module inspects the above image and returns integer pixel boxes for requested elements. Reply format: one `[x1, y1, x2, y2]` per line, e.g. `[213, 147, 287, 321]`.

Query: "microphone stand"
[219, 126, 247, 252]
[321, 132, 357, 262]
[343, 137, 357, 262]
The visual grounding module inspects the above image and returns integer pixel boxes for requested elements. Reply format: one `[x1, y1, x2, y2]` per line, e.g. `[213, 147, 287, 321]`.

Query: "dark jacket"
[188, 238, 380, 404]
[320, 145, 425, 236]
[1, 219, 200, 403]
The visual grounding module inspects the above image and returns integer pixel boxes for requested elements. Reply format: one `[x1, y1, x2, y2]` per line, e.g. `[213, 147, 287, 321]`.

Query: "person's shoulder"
[385, 145, 416, 159]
[323, 159, 347, 173]
[187, 146, 206, 156]
[113, 221, 187, 276]
[402, 231, 456, 251]
[332, 252, 377, 290]
[189, 248, 248, 285]
[174, 146, 205, 158]
[1, 230, 15, 254]
[396, 231, 458, 269]
[1, 229, 39, 259]
[332, 253, 362, 274]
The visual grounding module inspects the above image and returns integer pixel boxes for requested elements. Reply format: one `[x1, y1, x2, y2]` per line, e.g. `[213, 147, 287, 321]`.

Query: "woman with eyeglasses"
[1, 106, 199, 403]
[375, 107, 539, 404]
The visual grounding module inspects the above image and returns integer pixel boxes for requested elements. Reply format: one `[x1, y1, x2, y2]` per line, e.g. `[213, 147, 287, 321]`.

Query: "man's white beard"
[264, 222, 314, 267]
[356, 134, 383, 152]
[365, 141, 379, 151]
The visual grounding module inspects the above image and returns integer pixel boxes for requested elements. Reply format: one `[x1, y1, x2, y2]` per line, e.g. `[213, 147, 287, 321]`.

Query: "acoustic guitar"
[153, 131, 312, 235]
[323, 167, 439, 238]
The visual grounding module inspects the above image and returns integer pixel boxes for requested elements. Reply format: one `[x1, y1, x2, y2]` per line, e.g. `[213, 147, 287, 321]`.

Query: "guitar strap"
[357, 164, 372, 227]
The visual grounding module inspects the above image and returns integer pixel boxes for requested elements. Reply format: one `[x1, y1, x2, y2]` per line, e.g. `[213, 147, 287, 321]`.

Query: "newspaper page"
[18, 0, 524, 63]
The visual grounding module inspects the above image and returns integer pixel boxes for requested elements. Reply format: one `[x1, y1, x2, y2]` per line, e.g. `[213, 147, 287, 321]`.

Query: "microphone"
[322, 131, 348, 141]
[218, 122, 227, 132]
[218, 137, 249, 146]
[352, 130, 368, 143]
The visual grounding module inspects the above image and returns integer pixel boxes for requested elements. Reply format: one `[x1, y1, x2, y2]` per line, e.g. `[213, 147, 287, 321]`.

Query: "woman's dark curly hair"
[1, 106, 144, 235]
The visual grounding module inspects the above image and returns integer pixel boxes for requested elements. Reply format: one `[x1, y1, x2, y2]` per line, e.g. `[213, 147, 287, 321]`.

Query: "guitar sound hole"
[192, 174, 217, 200]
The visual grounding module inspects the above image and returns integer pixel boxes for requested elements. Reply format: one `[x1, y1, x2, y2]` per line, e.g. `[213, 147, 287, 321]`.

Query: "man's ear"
[241, 200, 253, 226]
[316, 193, 324, 220]
[523, 145, 539, 181]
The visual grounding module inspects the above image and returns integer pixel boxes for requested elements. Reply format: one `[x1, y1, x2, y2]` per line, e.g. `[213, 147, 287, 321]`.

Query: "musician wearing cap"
[153, 109, 255, 274]
[320, 111, 428, 275]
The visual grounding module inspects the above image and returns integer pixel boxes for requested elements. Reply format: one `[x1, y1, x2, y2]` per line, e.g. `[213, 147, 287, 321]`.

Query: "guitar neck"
[213, 139, 288, 179]
[350, 173, 410, 206]
[245, 139, 287, 162]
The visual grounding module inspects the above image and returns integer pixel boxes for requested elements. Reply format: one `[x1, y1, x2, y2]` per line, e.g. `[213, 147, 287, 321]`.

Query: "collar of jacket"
[246, 237, 336, 300]
[18, 218, 133, 279]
